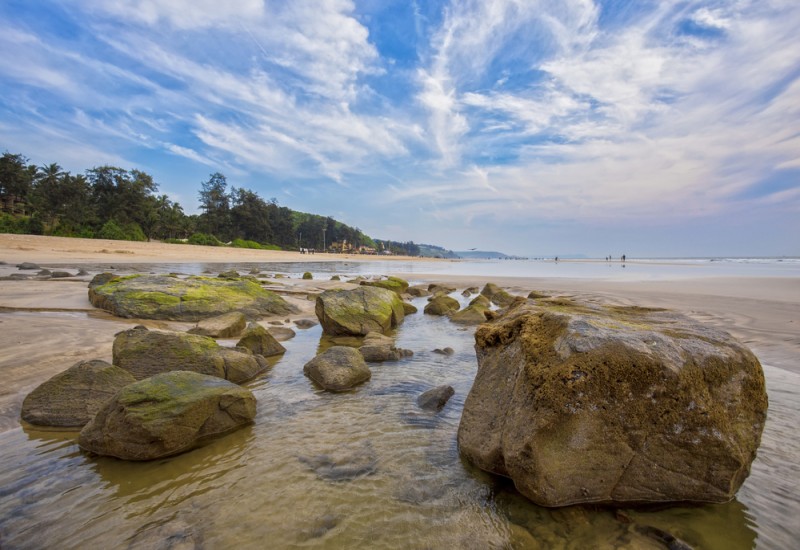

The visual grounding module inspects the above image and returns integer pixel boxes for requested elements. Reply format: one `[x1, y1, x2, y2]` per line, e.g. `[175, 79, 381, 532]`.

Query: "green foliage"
[97, 220, 147, 241]
[231, 238, 263, 249]
[187, 232, 223, 246]
[0, 212, 30, 233]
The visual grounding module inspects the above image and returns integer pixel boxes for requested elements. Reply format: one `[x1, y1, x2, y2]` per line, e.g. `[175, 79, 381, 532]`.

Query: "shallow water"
[0, 292, 798, 549]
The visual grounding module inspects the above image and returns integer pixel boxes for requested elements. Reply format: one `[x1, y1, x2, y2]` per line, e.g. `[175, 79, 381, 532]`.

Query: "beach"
[1, 233, 799, 548]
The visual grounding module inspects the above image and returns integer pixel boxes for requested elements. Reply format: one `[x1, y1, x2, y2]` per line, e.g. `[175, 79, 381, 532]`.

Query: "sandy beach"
[1, 233, 798, 432]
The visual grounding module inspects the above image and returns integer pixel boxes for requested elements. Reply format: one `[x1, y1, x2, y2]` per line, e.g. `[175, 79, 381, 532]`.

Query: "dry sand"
[1, 233, 797, 433]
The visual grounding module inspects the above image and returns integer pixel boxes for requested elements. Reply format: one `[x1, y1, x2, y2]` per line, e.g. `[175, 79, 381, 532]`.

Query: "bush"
[187, 233, 222, 246]
[0, 213, 30, 234]
[231, 238, 263, 249]
[97, 220, 147, 242]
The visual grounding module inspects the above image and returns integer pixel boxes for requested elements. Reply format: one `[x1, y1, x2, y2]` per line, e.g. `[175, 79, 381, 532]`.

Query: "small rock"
[37, 269, 52, 277]
[402, 302, 418, 315]
[303, 346, 371, 391]
[17, 262, 40, 270]
[236, 323, 286, 357]
[424, 295, 460, 316]
[51, 271, 73, 278]
[432, 347, 455, 356]
[295, 318, 319, 329]
[302, 271, 313, 279]
[417, 385, 455, 411]
[269, 327, 296, 341]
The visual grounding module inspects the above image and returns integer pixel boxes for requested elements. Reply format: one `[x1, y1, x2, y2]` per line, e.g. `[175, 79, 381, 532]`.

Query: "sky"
[1, 0, 798, 258]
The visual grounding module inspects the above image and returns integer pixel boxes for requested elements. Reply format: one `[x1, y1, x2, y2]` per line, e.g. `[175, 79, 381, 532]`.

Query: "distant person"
[622, 254, 626, 262]
[555, 256, 558, 262]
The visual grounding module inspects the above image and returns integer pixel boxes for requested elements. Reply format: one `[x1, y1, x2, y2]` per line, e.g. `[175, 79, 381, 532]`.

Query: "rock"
[424, 295, 460, 316]
[295, 318, 319, 329]
[458, 301, 768, 507]
[20, 360, 136, 428]
[451, 296, 492, 325]
[417, 385, 455, 411]
[89, 272, 118, 288]
[128, 518, 201, 550]
[302, 271, 313, 279]
[298, 442, 378, 481]
[113, 326, 268, 384]
[51, 271, 73, 278]
[360, 276, 409, 295]
[78, 371, 256, 460]
[406, 285, 431, 297]
[432, 347, 455, 356]
[17, 262, 40, 270]
[428, 283, 456, 295]
[236, 323, 286, 357]
[462, 286, 479, 297]
[480, 282, 515, 307]
[218, 270, 240, 279]
[76, 268, 89, 276]
[315, 286, 405, 336]
[359, 333, 413, 362]
[402, 302, 418, 315]
[268, 327, 296, 341]
[89, 274, 296, 321]
[37, 269, 52, 277]
[303, 346, 371, 391]
[527, 290, 550, 299]
[330, 275, 341, 281]
[188, 311, 247, 338]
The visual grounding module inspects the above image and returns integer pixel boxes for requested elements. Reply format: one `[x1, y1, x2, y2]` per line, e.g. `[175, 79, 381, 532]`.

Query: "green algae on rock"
[315, 286, 405, 336]
[236, 323, 286, 358]
[78, 371, 256, 460]
[21, 360, 136, 428]
[423, 295, 460, 316]
[188, 311, 247, 338]
[458, 301, 768, 508]
[359, 276, 409, 295]
[88, 273, 296, 321]
[113, 326, 270, 384]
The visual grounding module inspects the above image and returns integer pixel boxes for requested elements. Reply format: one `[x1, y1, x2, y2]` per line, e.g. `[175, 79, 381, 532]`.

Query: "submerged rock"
[79, 371, 256, 461]
[315, 286, 405, 336]
[417, 385, 455, 411]
[458, 301, 768, 507]
[113, 326, 269, 384]
[188, 311, 247, 338]
[236, 323, 286, 358]
[298, 441, 378, 481]
[303, 346, 371, 391]
[21, 360, 136, 428]
[89, 274, 296, 321]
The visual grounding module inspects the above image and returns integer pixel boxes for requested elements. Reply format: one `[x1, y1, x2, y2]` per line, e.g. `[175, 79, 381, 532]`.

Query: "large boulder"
[303, 346, 371, 391]
[21, 360, 136, 428]
[458, 301, 768, 507]
[236, 323, 286, 357]
[188, 311, 247, 338]
[113, 326, 269, 384]
[89, 274, 296, 321]
[315, 286, 405, 336]
[424, 295, 460, 316]
[360, 276, 409, 295]
[78, 371, 256, 460]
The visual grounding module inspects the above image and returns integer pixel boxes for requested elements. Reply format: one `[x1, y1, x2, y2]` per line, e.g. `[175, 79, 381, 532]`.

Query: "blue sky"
[1, 0, 798, 257]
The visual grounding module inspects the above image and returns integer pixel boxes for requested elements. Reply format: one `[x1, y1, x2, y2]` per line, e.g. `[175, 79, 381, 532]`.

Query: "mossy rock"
[458, 302, 768, 507]
[406, 285, 431, 297]
[188, 311, 247, 338]
[480, 282, 515, 307]
[450, 304, 490, 325]
[78, 371, 256, 460]
[303, 272, 313, 280]
[113, 326, 269, 384]
[360, 276, 409, 295]
[89, 274, 296, 321]
[21, 360, 136, 428]
[236, 323, 286, 358]
[424, 295, 460, 316]
[402, 302, 418, 315]
[315, 286, 405, 336]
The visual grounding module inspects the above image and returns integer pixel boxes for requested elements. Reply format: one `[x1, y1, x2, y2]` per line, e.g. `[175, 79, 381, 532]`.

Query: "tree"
[198, 172, 231, 240]
[230, 187, 271, 243]
[0, 153, 34, 214]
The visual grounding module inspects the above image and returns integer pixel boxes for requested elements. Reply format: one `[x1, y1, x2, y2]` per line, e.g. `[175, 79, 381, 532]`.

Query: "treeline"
[0, 151, 375, 251]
